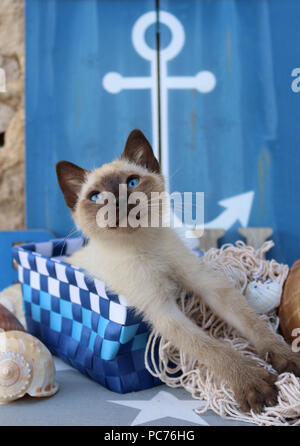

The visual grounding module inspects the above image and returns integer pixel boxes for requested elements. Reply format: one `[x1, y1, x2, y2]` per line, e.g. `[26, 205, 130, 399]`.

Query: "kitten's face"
[56, 130, 165, 239]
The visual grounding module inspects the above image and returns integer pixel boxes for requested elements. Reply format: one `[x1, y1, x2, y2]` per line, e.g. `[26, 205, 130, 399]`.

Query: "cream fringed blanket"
[145, 241, 300, 426]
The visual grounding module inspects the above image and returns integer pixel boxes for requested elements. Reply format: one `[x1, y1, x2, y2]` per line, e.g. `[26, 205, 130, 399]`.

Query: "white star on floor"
[108, 390, 209, 426]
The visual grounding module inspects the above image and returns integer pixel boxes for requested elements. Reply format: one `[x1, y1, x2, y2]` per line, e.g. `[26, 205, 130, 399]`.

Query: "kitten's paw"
[266, 343, 300, 376]
[232, 366, 278, 414]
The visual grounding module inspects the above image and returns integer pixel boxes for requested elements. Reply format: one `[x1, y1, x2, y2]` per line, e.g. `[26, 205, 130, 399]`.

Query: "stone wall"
[0, 0, 24, 230]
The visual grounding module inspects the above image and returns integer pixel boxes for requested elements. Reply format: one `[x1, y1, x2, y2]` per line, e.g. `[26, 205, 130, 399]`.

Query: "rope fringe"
[145, 241, 300, 426]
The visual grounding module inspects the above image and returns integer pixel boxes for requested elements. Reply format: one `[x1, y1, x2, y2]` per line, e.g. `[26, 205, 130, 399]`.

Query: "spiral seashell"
[244, 279, 282, 313]
[0, 351, 32, 403]
[0, 304, 25, 332]
[0, 331, 58, 403]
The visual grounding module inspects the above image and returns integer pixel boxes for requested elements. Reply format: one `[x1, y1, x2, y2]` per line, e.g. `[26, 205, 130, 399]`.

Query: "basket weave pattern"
[12, 237, 161, 393]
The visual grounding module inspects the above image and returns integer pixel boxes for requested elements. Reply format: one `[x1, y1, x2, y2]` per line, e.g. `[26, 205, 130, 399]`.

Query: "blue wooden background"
[26, 0, 300, 265]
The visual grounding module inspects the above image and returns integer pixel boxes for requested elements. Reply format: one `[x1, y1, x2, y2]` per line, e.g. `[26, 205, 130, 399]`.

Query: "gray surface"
[0, 358, 254, 426]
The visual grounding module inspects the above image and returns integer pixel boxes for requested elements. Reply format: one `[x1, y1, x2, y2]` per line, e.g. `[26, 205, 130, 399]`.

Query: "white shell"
[0, 331, 58, 404]
[244, 279, 282, 313]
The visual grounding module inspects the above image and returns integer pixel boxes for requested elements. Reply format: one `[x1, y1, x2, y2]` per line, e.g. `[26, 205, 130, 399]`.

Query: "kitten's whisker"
[59, 227, 81, 257]
[163, 166, 182, 182]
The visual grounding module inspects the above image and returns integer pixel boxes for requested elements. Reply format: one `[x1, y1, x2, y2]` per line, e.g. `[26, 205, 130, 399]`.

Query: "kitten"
[56, 129, 300, 413]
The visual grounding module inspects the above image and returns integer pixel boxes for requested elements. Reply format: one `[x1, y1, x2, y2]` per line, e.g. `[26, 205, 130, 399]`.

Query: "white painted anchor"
[103, 11, 216, 190]
[102, 11, 254, 250]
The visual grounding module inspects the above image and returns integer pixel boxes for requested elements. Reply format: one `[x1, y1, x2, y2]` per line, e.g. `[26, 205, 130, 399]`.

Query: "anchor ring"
[132, 11, 185, 62]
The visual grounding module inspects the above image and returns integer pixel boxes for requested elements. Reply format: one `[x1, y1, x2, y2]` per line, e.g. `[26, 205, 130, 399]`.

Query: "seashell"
[244, 279, 282, 313]
[279, 260, 300, 344]
[0, 296, 14, 314]
[0, 284, 26, 328]
[0, 330, 58, 404]
[0, 304, 25, 332]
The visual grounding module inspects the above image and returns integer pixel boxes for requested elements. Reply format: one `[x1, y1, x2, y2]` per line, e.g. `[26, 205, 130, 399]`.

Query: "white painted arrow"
[204, 191, 254, 229]
[173, 191, 255, 250]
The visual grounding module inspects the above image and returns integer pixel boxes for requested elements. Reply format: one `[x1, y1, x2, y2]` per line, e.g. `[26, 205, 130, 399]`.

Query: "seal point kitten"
[56, 129, 300, 413]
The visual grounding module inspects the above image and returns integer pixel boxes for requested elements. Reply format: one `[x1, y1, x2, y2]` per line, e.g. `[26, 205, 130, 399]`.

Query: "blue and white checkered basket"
[12, 237, 162, 393]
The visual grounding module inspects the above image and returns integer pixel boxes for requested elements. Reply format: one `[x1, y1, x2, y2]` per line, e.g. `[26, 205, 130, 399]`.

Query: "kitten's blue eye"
[127, 177, 139, 188]
[90, 193, 102, 202]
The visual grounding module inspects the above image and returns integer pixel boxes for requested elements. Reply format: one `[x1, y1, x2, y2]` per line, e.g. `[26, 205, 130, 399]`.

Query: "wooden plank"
[160, 0, 300, 265]
[26, 0, 155, 237]
[25, 0, 300, 267]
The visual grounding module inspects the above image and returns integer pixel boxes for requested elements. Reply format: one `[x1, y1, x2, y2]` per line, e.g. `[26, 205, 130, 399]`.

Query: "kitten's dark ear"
[56, 161, 88, 210]
[121, 129, 160, 173]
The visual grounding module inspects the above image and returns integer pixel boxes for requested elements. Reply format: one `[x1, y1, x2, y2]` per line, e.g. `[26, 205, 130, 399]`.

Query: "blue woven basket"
[12, 237, 162, 393]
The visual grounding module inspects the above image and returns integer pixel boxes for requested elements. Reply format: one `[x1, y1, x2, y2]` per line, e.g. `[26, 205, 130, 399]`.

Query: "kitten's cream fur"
[57, 130, 300, 413]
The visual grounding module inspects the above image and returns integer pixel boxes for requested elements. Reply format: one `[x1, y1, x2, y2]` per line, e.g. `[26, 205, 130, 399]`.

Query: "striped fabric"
[12, 237, 161, 393]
